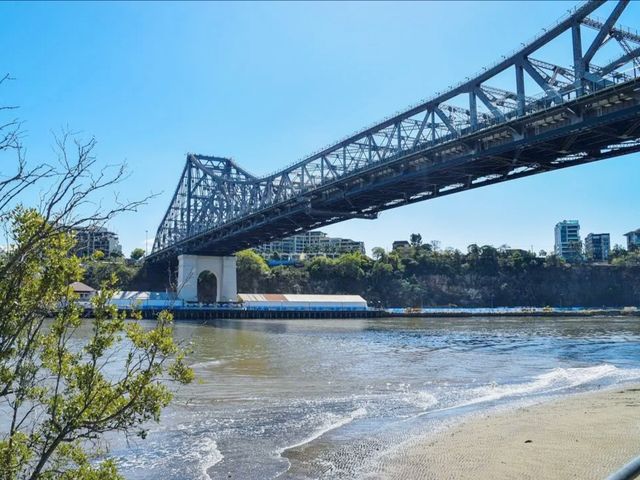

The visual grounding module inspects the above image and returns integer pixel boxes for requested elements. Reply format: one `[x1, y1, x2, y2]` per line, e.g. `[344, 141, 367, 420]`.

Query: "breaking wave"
[461, 364, 640, 407]
[277, 407, 368, 455]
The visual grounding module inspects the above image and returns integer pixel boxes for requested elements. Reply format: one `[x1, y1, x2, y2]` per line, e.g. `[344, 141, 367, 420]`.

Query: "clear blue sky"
[1, 1, 639, 255]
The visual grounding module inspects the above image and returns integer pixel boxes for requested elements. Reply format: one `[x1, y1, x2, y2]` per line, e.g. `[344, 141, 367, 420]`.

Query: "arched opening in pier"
[197, 270, 217, 303]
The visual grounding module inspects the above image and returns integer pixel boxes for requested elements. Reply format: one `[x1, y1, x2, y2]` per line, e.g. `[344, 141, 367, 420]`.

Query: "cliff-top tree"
[0, 75, 193, 479]
[130, 247, 145, 261]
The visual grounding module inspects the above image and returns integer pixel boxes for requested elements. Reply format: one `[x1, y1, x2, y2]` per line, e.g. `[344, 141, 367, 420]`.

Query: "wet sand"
[373, 385, 640, 480]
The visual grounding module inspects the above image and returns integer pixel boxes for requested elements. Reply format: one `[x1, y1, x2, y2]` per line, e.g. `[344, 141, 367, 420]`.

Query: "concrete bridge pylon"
[176, 254, 237, 303]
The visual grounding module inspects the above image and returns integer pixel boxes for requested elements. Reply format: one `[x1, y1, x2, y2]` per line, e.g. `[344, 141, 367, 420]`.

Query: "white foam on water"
[460, 364, 640, 407]
[191, 359, 227, 369]
[276, 407, 367, 456]
[115, 435, 223, 479]
[196, 438, 224, 480]
[401, 391, 439, 410]
[409, 364, 640, 421]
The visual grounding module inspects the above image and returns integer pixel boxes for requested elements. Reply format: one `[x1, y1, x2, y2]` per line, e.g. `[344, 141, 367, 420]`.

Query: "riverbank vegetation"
[0, 85, 192, 479]
[118, 237, 640, 307]
[82, 253, 141, 290]
[114, 238, 640, 308]
[233, 241, 640, 308]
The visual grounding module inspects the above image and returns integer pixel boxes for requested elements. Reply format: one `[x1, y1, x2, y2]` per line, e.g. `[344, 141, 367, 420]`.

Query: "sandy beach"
[373, 385, 640, 480]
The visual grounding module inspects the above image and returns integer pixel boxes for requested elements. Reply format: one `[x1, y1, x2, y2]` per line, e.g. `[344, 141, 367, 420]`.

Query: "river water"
[109, 316, 640, 479]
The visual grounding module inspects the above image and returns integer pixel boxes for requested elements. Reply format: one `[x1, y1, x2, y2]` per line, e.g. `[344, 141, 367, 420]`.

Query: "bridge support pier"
[177, 254, 237, 303]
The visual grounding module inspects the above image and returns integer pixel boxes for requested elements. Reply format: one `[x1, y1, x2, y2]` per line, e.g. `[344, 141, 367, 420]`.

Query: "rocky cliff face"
[244, 264, 640, 308]
[399, 267, 640, 307]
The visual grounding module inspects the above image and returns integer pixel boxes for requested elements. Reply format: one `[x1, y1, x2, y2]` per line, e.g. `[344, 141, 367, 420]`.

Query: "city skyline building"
[554, 220, 582, 262]
[71, 226, 123, 257]
[584, 233, 610, 262]
[624, 228, 640, 251]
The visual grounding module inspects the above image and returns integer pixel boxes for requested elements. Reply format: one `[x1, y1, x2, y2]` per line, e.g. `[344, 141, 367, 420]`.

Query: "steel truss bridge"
[150, 0, 640, 262]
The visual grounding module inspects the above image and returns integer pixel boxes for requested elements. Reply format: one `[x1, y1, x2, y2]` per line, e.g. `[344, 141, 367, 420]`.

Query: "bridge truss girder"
[151, 0, 640, 260]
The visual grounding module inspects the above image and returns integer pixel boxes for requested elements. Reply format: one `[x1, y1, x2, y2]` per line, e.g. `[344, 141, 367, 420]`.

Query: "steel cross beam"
[149, 0, 640, 261]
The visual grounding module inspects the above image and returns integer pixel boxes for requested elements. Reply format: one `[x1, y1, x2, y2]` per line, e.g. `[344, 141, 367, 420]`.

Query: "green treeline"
[236, 241, 640, 308]
[95, 239, 640, 308]
[83, 255, 140, 289]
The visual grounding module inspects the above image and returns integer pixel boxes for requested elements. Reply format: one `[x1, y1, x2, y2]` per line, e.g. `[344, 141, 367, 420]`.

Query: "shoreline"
[370, 384, 640, 480]
[387, 309, 640, 318]
[83, 305, 640, 321]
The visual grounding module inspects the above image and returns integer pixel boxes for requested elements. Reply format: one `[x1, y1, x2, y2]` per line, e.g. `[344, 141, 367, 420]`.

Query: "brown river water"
[98, 316, 640, 479]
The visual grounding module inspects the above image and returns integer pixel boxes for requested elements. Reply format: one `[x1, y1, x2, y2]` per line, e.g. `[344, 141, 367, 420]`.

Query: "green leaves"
[0, 209, 193, 480]
[237, 249, 270, 292]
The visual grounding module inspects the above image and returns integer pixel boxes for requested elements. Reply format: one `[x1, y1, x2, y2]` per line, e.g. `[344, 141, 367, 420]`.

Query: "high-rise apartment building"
[625, 228, 640, 251]
[584, 233, 610, 262]
[72, 226, 122, 257]
[554, 220, 581, 261]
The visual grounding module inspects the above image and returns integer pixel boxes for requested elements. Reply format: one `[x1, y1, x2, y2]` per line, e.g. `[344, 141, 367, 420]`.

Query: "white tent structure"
[238, 294, 367, 310]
